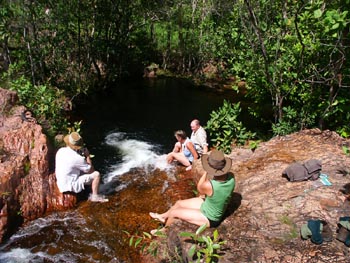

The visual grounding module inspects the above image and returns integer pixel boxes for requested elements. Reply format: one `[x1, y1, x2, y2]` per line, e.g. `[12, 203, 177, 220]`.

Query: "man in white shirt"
[55, 132, 108, 202]
[190, 119, 208, 155]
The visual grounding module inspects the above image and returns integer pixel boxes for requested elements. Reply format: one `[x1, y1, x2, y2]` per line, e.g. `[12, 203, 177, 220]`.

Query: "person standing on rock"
[166, 130, 199, 171]
[150, 149, 235, 235]
[190, 119, 208, 155]
[55, 132, 108, 202]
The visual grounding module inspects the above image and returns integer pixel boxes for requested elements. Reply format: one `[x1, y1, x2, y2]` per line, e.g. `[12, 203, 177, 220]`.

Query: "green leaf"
[143, 232, 152, 239]
[212, 244, 220, 250]
[213, 229, 219, 241]
[314, 9, 323, 18]
[331, 22, 339, 30]
[179, 232, 194, 238]
[134, 237, 142, 247]
[188, 244, 197, 258]
[196, 224, 207, 235]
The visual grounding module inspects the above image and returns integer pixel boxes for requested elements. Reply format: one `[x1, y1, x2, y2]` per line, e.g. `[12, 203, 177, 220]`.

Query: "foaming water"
[104, 131, 174, 183]
[0, 211, 119, 263]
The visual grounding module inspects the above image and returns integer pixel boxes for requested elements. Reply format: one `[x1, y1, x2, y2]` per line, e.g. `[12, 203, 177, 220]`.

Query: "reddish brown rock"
[0, 88, 76, 243]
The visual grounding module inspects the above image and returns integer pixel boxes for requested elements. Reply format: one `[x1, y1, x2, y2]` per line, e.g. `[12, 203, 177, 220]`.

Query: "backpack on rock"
[282, 159, 322, 182]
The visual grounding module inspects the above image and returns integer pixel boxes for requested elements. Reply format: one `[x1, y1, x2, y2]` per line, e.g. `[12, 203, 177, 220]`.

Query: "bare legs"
[166, 142, 191, 167]
[150, 197, 210, 234]
[166, 152, 191, 167]
[91, 171, 101, 195]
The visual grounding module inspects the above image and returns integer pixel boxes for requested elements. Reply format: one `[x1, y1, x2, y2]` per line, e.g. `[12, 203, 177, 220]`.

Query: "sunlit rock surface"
[0, 88, 75, 243]
[2, 86, 350, 262]
[150, 129, 350, 262]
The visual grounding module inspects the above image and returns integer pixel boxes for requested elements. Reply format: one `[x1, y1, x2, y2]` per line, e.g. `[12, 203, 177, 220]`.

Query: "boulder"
[154, 129, 350, 262]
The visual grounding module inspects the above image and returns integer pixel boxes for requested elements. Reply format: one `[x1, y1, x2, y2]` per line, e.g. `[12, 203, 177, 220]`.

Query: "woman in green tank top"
[149, 149, 235, 235]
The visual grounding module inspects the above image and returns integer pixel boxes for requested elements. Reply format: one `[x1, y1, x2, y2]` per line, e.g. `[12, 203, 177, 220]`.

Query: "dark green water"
[76, 77, 245, 175]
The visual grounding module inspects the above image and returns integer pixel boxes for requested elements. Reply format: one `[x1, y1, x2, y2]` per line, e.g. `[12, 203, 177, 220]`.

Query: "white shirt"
[55, 147, 91, 193]
[190, 126, 208, 154]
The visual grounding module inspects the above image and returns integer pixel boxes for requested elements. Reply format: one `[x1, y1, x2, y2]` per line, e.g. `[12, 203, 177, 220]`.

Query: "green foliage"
[342, 146, 349, 156]
[179, 224, 226, 263]
[23, 160, 31, 175]
[271, 106, 299, 136]
[271, 105, 318, 136]
[1, 0, 350, 137]
[338, 127, 350, 139]
[123, 230, 162, 258]
[248, 140, 261, 151]
[2, 65, 69, 135]
[67, 120, 83, 135]
[205, 100, 255, 154]
[124, 225, 227, 263]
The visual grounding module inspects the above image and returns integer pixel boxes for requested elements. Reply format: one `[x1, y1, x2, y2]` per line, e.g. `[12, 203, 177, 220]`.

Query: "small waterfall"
[103, 131, 174, 183]
[0, 133, 175, 263]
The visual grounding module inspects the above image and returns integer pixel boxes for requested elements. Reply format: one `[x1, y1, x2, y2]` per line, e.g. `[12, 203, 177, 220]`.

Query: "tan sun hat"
[63, 132, 84, 150]
[201, 149, 232, 177]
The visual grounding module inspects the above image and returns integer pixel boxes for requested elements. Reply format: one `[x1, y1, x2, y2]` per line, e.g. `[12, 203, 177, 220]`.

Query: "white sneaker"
[185, 165, 192, 171]
[89, 194, 109, 203]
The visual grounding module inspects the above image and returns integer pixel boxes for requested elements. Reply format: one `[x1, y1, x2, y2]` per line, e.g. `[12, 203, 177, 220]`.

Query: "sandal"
[336, 225, 350, 245]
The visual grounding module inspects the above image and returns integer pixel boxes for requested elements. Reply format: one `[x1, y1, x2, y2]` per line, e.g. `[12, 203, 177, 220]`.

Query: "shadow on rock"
[225, 192, 242, 219]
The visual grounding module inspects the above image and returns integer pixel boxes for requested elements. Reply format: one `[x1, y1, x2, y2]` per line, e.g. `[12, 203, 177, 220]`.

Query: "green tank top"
[200, 174, 235, 222]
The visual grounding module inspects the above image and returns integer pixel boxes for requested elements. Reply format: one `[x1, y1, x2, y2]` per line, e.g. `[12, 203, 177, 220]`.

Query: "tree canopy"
[0, 0, 349, 137]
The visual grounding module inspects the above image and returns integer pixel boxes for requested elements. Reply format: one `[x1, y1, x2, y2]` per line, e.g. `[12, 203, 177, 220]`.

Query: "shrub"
[2, 66, 69, 135]
[205, 100, 255, 154]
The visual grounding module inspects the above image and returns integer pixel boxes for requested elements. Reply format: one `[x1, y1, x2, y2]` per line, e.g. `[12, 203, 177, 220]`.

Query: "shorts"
[71, 171, 100, 193]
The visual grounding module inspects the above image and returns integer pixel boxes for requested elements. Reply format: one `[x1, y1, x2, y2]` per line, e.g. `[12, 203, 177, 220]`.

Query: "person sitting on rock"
[150, 149, 235, 235]
[166, 130, 199, 171]
[55, 132, 108, 202]
[190, 119, 208, 155]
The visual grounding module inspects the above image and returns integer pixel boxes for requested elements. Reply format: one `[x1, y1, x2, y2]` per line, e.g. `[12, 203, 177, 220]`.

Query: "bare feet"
[149, 212, 165, 223]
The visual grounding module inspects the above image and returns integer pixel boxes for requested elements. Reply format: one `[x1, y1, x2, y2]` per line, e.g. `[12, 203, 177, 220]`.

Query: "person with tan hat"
[149, 149, 235, 235]
[55, 132, 108, 202]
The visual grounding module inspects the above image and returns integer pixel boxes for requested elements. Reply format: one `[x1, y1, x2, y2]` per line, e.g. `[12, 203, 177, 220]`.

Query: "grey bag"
[304, 159, 322, 180]
[283, 159, 322, 181]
